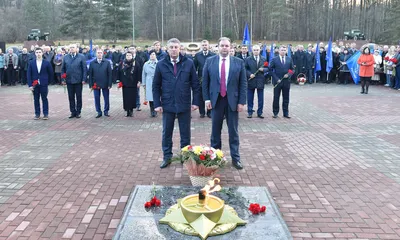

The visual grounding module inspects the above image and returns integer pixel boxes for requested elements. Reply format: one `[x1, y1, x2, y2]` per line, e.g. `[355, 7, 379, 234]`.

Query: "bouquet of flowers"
[117, 81, 123, 89]
[61, 73, 67, 93]
[91, 83, 100, 92]
[30, 80, 39, 101]
[173, 145, 227, 176]
[296, 73, 307, 85]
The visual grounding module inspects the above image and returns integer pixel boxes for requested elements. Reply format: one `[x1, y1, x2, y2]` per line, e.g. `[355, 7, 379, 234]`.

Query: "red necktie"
[173, 59, 177, 76]
[220, 58, 226, 97]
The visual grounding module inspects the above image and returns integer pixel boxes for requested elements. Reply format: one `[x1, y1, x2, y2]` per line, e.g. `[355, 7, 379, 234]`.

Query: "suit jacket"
[245, 55, 266, 89]
[88, 59, 112, 89]
[194, 51, 215, 78]
[152, 54, 200, 113]
[202, 55, 247, 112]
[269, 55, 294, 85]
[305, 51, 315, 70]
[293, 51, 307, 71]
[236, 53, 250, 60]
[27, 59, 54, 87]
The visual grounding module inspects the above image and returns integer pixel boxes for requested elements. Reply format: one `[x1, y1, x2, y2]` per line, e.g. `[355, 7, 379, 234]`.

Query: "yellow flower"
[182, 145, 189, 152]
[215, 149, 224, 158]
[193, 146, 203, 155]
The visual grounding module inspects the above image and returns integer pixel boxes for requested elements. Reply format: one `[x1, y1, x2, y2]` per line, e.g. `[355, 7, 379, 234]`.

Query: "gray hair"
[167, 38, 181, 46]
[218, 37, 231, 45]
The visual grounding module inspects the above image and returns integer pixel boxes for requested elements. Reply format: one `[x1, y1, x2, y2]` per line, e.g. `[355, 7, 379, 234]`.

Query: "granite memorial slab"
[114, 185, 292, 240]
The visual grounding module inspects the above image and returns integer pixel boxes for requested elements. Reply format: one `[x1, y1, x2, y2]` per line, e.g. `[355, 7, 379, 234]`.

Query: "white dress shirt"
[36, 59, 42, 84]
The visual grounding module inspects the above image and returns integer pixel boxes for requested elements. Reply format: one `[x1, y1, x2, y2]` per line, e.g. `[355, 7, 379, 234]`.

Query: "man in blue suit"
[153, 38, 200, 169]
[27, 48, 54, 120]
[269, 46, 294, 119]
[202, 37, 247, 170]
[88, 49, 112, 118]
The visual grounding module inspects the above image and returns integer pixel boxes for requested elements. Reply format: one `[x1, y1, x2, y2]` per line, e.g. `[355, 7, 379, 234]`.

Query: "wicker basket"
[189, 175, 213, 187]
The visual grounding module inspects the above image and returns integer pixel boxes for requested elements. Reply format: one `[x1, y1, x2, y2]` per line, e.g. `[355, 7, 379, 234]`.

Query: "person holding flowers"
[245, 44, 267, 119]
[269, 45, 294, 119]
[88, 49, 112, 118]
[117, 51, 142, 117]
[142, 50, 157, 117]
[357, 47, 375, 94]
[27, 47, 54, 120]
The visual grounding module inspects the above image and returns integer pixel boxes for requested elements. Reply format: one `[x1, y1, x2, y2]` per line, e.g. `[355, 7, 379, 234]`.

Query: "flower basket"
[297, 73, 306, 85]
[189, 175, 213, 186]
[172, 145, 227, 186]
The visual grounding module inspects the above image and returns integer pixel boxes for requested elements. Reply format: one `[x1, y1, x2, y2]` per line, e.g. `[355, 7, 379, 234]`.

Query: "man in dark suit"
[61, 44, 87, 119]
[153, 38, 200, 169]
[88, 49, 112, 118]
[269, 45, 294, 119]
[27, 47, 54, 120]
[202, 37, 247, 170]
[245, 45, 266, 118]
[236, 45, 250, 60]
[194, 40, 215, 118]
[305, 45, 315, 83]
[293, 45, 307, 82]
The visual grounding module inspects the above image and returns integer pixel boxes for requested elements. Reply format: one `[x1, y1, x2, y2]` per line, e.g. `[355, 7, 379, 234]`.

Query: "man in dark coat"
[236, 45, 250, 60]
[111, 47, 122, 83]
[18, 48, 29, 85]
[61, 44, 87, 119]
[269, 46, 294, 119]
[245, 45, 266, 118]
[88, 49, 112, 118]
[293, 45, 307, 82]
[194, 39, 215, 118]
[153, 38, 200, 169]
[305, 45, 315, 83]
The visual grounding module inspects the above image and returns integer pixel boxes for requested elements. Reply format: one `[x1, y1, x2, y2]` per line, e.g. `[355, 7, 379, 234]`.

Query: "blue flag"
[326, 37, 333, 73]
[315, 44, 321, 74]
[287, 45, 291, 58]
[346, 51, 361, 84]
[269, 43, 274, 63]
[325, 37, 333, 73]
[242, 23, 251, 51]
[261, 44, 267, 59]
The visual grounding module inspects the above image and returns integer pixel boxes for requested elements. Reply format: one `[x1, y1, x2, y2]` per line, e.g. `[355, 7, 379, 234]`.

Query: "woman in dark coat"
[339, 49, 351, 84]
[118, 51, 142, 117]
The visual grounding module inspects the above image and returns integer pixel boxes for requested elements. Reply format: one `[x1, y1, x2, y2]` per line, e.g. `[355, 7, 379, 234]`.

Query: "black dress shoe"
[232, 161, 243, 170]
[126, 111, 130, 117]
[160, 160, 170, 169]
[69, 114, 76, 119]
[247, 114, 252, 118]
[257, 115, 264, 119]
[200, 114, 205, 118]
[95, 114, 102, 118]
[272, 114, 278, 118]
[76, 114, 81, 118]
[104, 113, 110, 117]
[284, 115, 291, 119]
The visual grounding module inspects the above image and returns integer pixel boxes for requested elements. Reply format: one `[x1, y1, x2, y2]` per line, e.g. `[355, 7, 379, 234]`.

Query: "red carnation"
[249, 203, 266, 215]
[61, 73, 67, 79]
[391, 58, 398, 64]
[288, 69, 294, 75]
[117, 82, 123, 88]
[188, 145, 193, 150]
[260, 206, 266, 213]
[263, 62, 269, 67]
[144, 202, 152, 208]
[32, 80, 38, 87]
[384, 56, 389, 61]
[92, 83, 100, 90]
[155, 199, 161, 207]
[199, 155, 206, 161]
[150, 196, 157, 206]
[143, 101, 148, 105]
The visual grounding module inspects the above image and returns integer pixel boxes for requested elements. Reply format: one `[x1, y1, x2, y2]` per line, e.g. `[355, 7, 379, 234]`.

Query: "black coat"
[18, 53, 29, 71]
[320, 51, 327, 72]
[293, 51, 307, 72]
[245, 56, 266, 89]
[88, 59, 112, 89]
[193, 51, 215, 78]
[118, 59, 142, 88]
[305, 51, 315, 70]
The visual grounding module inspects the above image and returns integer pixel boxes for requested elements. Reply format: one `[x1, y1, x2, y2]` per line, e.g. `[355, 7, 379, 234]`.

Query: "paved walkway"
[0, 84, 399, 240]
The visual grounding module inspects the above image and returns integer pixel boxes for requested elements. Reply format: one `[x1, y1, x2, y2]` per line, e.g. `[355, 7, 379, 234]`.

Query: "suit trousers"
[6, 65, 16, 85]
[247, 88, 264, 116]
[307, 69, 314, 83]
[273, 79, 290, 116]
[0, 68, 4, 84]
[33, 85, 49, 116]
[93, 88, 110, 115]
[67, 83, 83, 116]
[20, 70, 27, 85]
[162, 111, 191, 161]
[211, 95, 240, 162]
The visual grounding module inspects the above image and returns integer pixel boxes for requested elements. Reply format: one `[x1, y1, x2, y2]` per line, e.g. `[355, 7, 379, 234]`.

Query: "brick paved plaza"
[0, 84, 399, 240]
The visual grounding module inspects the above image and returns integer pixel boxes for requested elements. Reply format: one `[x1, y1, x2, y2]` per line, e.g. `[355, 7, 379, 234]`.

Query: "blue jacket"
[194, 51, 215, 78]
[61, 53, 87, 84]
[269, 56, 294, 85]
[88, 59, 112, 89]
[202, 55, 247, 112]
[245, 55, 266, 89]
[27, 59, 54, 87]
[0, 54, 4, 68]
[152, 54, 200, 113]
